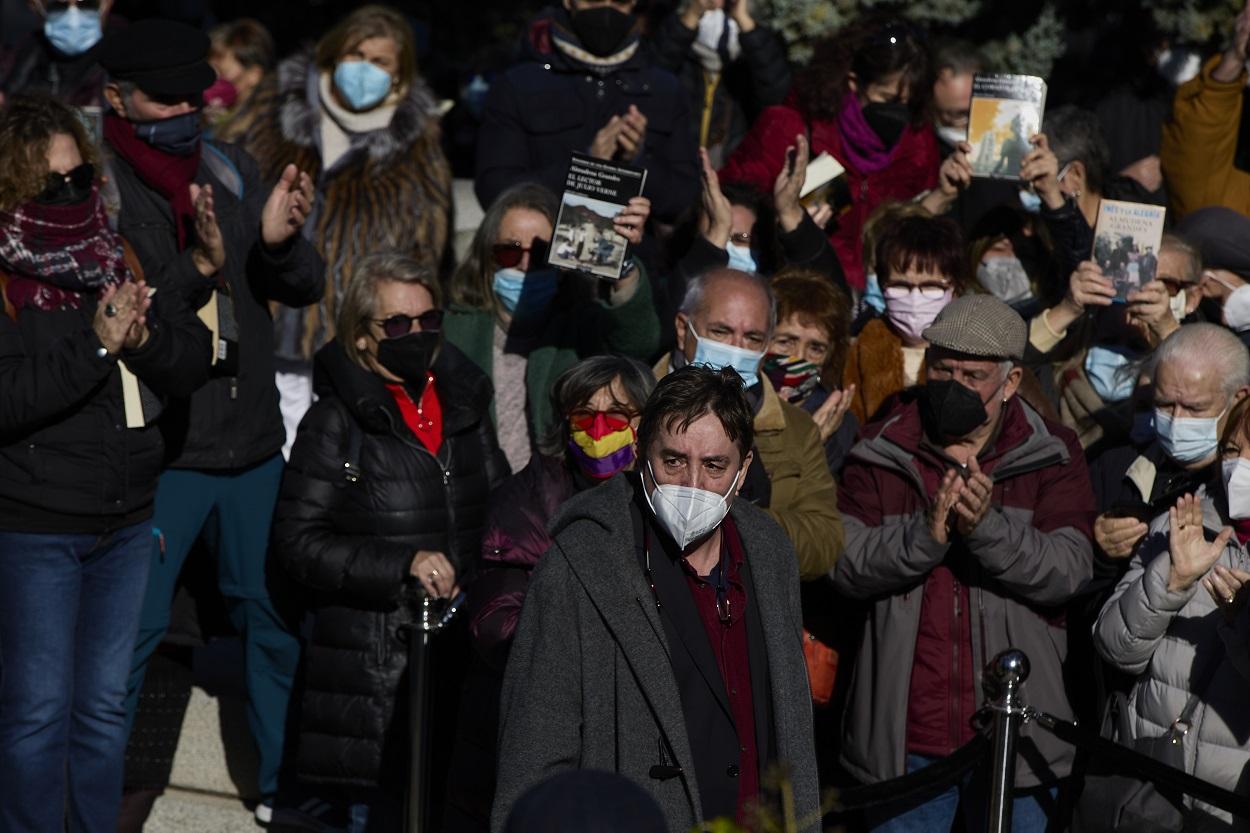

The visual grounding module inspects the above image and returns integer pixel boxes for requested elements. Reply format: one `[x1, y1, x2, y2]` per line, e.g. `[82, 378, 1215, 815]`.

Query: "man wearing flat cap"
[832, 295, 1096, 832]
[96, 19, 325, 820]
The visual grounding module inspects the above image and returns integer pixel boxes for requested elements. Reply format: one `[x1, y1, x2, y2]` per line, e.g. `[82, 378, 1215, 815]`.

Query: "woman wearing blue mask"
[443, 183, 660, 474]
[0, 0, 114, 108]
[238, 5, 453, 456]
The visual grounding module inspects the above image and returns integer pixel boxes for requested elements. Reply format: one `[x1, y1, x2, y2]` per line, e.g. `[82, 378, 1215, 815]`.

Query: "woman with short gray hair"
[273, 252, 508, 827]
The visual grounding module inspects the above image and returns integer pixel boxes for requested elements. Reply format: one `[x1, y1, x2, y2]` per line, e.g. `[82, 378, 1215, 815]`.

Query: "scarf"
[834, 94, 898, 176]
[0, 189, 129, 311]
[316, 70, 399, 172]
[104, 112, 201, 249]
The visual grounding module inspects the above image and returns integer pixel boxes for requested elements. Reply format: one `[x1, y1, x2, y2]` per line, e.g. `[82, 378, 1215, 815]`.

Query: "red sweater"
[719, 102, 939, 291]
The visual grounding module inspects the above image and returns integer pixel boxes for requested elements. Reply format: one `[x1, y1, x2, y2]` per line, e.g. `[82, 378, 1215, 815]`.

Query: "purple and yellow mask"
[567, 411, 637, 480]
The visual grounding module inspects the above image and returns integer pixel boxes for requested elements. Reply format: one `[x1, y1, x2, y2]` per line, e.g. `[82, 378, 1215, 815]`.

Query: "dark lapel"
[637, 508, 735, 723]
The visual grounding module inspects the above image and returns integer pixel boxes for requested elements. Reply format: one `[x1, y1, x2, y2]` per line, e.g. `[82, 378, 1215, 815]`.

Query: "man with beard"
[474, 0, 699, 223]
[834, 294, 1095, 833]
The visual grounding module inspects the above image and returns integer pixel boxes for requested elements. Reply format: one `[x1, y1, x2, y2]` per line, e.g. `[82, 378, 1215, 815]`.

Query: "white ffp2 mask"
[644, 460, 742, 550]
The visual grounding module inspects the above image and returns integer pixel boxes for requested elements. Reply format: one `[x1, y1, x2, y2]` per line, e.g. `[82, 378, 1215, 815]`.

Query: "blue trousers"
[125, 454, 299, 798]
[867, 753, 1057, 833]
[0, 521, 153, 833]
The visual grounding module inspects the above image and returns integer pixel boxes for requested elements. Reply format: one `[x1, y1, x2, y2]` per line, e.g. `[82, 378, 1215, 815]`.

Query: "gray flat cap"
[922, 294, 1027, 360]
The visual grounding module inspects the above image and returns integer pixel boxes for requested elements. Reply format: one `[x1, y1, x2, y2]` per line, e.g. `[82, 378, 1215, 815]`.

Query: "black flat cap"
[1176, 206, 1250, 280]
[98, 19, 215, 98]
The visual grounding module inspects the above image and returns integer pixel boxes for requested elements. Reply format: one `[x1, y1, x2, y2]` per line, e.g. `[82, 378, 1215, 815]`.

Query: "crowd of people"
[5, 0, 1250, 832]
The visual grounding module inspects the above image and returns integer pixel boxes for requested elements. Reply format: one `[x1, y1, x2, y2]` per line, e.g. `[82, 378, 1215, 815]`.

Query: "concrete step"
[145, 788, 257, 833]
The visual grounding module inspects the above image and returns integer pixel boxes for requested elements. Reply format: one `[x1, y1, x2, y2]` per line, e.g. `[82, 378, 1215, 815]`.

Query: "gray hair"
[1041, 105, 1110, 196]
[679, 268, 778, 338]
[338, 252, 442, 369]
[1159, 232, 1202, 285]
[933, 38, 983, 76]
[540, 355, 656, 457]
[1153, 323, 1250, 400]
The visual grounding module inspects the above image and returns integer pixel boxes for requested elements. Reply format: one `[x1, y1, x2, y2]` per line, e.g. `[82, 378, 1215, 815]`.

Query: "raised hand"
[1127, 279, 1180, 345]
[954, 456, 994, 536]
[1020, 134, 1064, 210]
[261, 164, 314, 249]
[616, 105, 648, 160]
[190, 183, 225, 277]
[937, 140, 974, 197]
[1094, 513, 1149, 559]
[811, 384, 855, 443]
[928, 468, 965, 545]
[613, 196, 650, 246]
[698, 147, 733, 248]
[773, 133, 810, 233]
[1167, 493, 1232, 593]
[1204, 565, 1250, 620]
[1215, 0, 1250, 82]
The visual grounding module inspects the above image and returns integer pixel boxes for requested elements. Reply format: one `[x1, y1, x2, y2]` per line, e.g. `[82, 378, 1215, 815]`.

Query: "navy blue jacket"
[475, 10, 699, 223]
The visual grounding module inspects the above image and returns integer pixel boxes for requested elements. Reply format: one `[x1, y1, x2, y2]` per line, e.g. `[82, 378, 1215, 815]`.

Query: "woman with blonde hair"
[241, 4, 453, 455]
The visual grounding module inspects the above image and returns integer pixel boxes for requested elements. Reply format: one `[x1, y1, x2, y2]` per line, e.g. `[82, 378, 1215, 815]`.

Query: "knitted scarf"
[834, 95, 898, 176]
[103, 112, 201, 249]
[0, 189, 129, 311]
[549, 11, 641, 72]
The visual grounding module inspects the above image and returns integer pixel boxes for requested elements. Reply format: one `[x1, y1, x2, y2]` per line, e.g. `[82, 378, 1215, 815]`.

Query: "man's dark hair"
[540, 355, 656, 456]
[1042, 105, 1111, 196]
[932, 38, 983, 76]
[873, 212, 968, 291]
[638, 366, 755, 461]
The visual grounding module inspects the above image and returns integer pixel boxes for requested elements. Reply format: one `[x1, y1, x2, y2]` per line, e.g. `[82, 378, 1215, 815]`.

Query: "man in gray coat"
[492, 366, 820, 833]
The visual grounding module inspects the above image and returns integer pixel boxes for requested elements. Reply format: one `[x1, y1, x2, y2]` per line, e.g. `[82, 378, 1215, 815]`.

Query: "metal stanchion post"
[985, 649, 1030, 833]
[406, 596, 433, 833]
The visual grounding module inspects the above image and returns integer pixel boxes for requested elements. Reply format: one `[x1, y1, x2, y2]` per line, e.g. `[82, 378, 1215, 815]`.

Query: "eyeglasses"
[369, 309, 444, 339]
[492, 238, 550, 269]
[882, 283, 951, 300]
[729, 231, 752, 246]
[569, 408, 638, 429]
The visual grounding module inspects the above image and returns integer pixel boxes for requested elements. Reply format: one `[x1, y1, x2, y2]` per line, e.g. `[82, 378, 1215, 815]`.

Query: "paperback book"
[548, 153, 647, 281]
[967, 74, 1048, 180]
[1091, 199, 1167, 301]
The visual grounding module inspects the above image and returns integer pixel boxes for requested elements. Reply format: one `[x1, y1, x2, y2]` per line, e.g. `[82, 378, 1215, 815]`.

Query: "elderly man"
[493, 366, 819, 832]
[835, 295, 1095, 833]
[97, 19, 325, 821]
[657, 267, 842, 579]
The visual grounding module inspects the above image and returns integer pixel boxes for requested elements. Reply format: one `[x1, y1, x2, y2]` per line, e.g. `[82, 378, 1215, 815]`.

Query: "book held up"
[548, 153, 647, 281]
[1091, 199, 1167, 302]
[967, 74, 1048, 180]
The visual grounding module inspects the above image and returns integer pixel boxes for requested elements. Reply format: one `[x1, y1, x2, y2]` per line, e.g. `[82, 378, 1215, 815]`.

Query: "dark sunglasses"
[370, 309, 444, 339]
[43, 163, 94, 193]
[492, 238, 550, 269]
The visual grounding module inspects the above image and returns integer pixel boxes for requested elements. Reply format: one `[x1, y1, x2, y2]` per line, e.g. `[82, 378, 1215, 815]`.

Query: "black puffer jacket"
[106, 140, 324, 471]
[273, 338, 508, 788]
[0, 282, 211, 533]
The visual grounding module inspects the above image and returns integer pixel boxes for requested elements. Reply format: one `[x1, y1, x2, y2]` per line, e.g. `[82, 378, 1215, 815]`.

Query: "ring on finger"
[105, 303, 118, 317]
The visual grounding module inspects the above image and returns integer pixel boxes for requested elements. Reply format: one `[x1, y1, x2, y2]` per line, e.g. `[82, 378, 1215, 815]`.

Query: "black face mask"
[921, 379, 990, 440]
[570, 6, 636, 57]
[133, 110, 203, 156]
[862, 101, 910, 149]
[376, 331, 441, 390]
[34, 162, 95, 206]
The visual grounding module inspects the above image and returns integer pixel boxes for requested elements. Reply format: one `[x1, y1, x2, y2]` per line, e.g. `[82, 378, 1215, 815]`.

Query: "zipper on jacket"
[378, 406, 458, 567]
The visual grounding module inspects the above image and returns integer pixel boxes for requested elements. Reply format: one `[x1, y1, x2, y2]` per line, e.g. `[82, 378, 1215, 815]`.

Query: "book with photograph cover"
[967, 74, 1047, 180]
[1091, 199, 1167, 302]
[548, 153, 647, 281]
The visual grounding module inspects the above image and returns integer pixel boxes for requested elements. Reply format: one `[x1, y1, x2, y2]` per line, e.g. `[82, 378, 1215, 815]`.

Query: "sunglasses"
[369, 309, 444, 339]
[492, 238, 550, 269]
[42, 162, 94, 193]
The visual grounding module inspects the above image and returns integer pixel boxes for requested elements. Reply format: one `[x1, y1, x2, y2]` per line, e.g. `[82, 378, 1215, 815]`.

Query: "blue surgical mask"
[492, 267, 559, 316]
[333, 60, 393, 111]
[1083, 346, 1138, 403]
[1018, 189, 1042, 214]
[1155, 407, 1224, 464]
[688, 322, 764, 389]
[133, 111, 202, 156]
[44, 5, 102, 56]
[861, 272, 886, 314]
[726, 242, 757, 273]
[1129, 410, 1155, 446]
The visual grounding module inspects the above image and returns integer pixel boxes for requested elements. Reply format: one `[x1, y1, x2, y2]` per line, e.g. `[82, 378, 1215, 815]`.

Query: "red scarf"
[104, 112, 201, 250]
[0, 190, 130, 311]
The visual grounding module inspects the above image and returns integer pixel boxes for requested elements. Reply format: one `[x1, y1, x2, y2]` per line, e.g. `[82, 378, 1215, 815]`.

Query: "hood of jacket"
[312, 338, 493, 437]
[273, 50, 440, 164]
[849, 391, 1071, 496]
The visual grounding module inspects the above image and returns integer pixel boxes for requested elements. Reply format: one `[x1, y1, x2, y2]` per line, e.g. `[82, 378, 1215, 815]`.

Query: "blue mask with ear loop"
[726, 243, 757, 273]
[333, 60, 393, 110]
[1083, 345, 1138, 403]
[861, 273, 886, 314]
[688, 323, 765, 389]
[44, 5, 102, 56]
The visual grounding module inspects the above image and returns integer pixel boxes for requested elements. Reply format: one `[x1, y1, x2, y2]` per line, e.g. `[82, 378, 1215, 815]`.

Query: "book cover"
[967, 74, 1048, 180]
[548, 153, 647, 281]
[1091, 199, 1167, 302]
